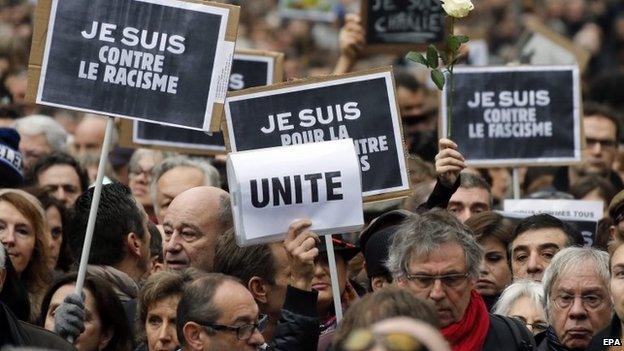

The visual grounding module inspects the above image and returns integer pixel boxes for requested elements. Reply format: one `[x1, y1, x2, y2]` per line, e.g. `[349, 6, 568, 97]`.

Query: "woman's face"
[507, 295, 548, 335]
[312, 253, 347, 316]
[146, 295, 180, 351]
[0, 200, 36, 275]
[45, 284, 112, 351]
[476, 237, 512, 296]
[45, 206, 63, 270]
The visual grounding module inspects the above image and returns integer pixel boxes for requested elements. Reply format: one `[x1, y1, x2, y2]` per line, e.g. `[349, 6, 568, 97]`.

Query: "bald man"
[162, 186, 232, 272]
[72, 114, 109, 157]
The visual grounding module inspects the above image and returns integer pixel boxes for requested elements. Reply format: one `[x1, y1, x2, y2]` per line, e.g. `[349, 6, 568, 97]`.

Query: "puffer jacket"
[270, 286, 320, 351]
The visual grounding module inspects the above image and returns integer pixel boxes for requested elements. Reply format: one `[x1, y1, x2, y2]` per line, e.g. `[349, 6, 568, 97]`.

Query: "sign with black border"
[440, 65, 582, 167]
[27, 0, 239, 132]
[223, 67, 411, 202]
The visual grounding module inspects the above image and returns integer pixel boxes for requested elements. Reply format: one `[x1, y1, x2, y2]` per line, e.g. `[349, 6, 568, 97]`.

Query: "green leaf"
[447, 36, 460, 54]
[405, 51, 428, 67]
[426, 45, 439, 69]
[439, 50, 449, 66]
[431, 69, 445, 90]
[455, 35, 470, 44]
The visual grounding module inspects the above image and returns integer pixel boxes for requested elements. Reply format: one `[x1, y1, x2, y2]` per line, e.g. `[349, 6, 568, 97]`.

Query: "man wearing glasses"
[386, 209, 534, 350]
[538, 247, 611, 350]
[553, 102, 623, 192]
[177, 273, 267, 351]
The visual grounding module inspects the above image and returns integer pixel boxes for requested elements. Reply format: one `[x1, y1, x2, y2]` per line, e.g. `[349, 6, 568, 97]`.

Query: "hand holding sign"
[435, 138, 467, 187]
[334, 14, 365, 75]
[284, 219, 320, 291]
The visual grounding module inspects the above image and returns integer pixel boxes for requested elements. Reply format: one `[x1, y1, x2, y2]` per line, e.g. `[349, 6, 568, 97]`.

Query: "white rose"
[441, 0, 474, 18]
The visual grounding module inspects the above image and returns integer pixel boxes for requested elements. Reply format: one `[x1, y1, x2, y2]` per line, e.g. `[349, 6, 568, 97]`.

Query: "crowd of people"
[3, 0, 624, 350]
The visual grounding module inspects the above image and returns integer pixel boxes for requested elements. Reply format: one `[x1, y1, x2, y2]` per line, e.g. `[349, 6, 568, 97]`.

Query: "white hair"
[542, 247, 610, 321]
[493, 280, 544, 316]
[14, 114, 68, 151]
[149, 155, 221, 216]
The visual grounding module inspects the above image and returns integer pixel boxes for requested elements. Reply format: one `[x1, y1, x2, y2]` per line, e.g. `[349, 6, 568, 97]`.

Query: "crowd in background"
[3, 0, 624, 350]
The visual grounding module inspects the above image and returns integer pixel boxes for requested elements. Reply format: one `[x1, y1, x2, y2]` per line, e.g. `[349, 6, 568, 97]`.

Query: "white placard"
[227, 139, 364, 246]
[503, 199, 603, 221]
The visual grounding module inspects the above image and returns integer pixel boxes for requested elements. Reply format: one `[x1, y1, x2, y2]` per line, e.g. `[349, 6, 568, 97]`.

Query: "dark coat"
[483, 314, 536, 351]
[271, 286, 320, 351]
[587, 315, 623, 351]
[0, 301, 76, 350]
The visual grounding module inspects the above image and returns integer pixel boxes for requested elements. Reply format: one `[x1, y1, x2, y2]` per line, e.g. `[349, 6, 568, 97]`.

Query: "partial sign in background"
[119, 49, 284, 155]
[361, 0, 447, 53]
[278, 0, 338, 22]
[27, 0, 239, 131]
[228, 139, 364, 246]
[440, 65, 582, 167]
[502, 199, 603, 247]
[224, 67, 410, 201]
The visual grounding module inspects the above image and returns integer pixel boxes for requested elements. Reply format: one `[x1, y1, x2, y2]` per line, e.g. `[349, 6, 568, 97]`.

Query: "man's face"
[72, 118, 106, 157]
[397, 242, 475, 328]
[19, 133, 51, 171]
[396, 87, 434, 134]
[162, 193, 220, 272]
[129, 155, 160, 209]
[548, 265, 611, 349]
[201, 281, 265, 351]
[579, 115, 618, 176]
[38, 164, 82, 208]
[610, 245, 624, 323]
[447, 187, 491, 223]
[511, 228, 568, 281]
[265, 244, 290, 317]
[156, 166, 204, 223]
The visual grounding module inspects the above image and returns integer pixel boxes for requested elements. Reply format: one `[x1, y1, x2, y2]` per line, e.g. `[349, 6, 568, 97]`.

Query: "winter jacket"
[0, 301, 76, 350]
[270, 286, 320, 351]
[483, 314, 536, 351]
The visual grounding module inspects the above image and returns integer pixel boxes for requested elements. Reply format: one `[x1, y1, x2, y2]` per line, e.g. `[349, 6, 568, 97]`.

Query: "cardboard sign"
[440, 65, 581, 167]
[500, 199, 604, 247]
[119, 49, 284, 155]
[518, 18, 591, 73]
[228, 139, 364, 246]
[224, 67, 410, 201]
[27, 0, 239, 132]
[361, 0, 447, 53]
[279, 0, 338, 22]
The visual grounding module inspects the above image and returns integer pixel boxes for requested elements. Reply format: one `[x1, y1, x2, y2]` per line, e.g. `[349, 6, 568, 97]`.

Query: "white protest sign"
[227, 139, 364, 246]
[503, 199, 603, 221]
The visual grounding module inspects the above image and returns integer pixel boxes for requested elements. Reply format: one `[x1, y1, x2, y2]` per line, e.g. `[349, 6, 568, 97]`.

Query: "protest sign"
[119, 49, 284, 154]
[502, 199, 603, 247]
[224, 67, 410, 201]
[279, 0, 338, 22]
[518, 18, 590, 73]
[228, 139, 364, 246]
[440, 65, 582, 167]
[27, 0, 239, 132]
[361, 0, 447, 53]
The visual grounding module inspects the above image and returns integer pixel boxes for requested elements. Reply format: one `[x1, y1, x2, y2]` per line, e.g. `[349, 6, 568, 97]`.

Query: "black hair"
[67, 182, 146, 266]
[148, 221, 162, 262]
[512, 214, 584, 247]
[27, 151, 90, 193]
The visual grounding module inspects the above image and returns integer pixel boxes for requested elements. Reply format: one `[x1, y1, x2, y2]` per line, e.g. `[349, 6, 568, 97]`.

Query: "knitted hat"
[0, 128, 24, 187]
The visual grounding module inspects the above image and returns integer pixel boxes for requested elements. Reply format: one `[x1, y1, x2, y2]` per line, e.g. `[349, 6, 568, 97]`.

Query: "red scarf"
[441, 290, 490, 351]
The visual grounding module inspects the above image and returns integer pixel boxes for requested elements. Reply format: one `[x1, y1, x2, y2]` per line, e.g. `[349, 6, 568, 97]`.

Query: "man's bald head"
[162, 186, 232, 272]
[72, 115, 118, 157]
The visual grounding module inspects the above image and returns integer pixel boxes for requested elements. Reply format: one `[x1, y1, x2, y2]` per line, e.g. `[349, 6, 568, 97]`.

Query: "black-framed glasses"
[586, 137, 618, 149]
[404, 273, 469, 289]
[196, 314, 268, 340]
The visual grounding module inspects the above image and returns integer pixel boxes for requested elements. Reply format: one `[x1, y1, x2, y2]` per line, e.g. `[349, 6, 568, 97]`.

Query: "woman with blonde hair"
[0, 188, 50, 321]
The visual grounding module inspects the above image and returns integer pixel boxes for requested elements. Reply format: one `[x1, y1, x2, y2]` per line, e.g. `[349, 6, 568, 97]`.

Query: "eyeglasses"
[552, 293, 605, 310]
[343, 329, 429, 351]
[526, 321, 549, 334]
[404, 273, 469, 289]
[196, 314, 268, 341]
[129, 165, 153, 178]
